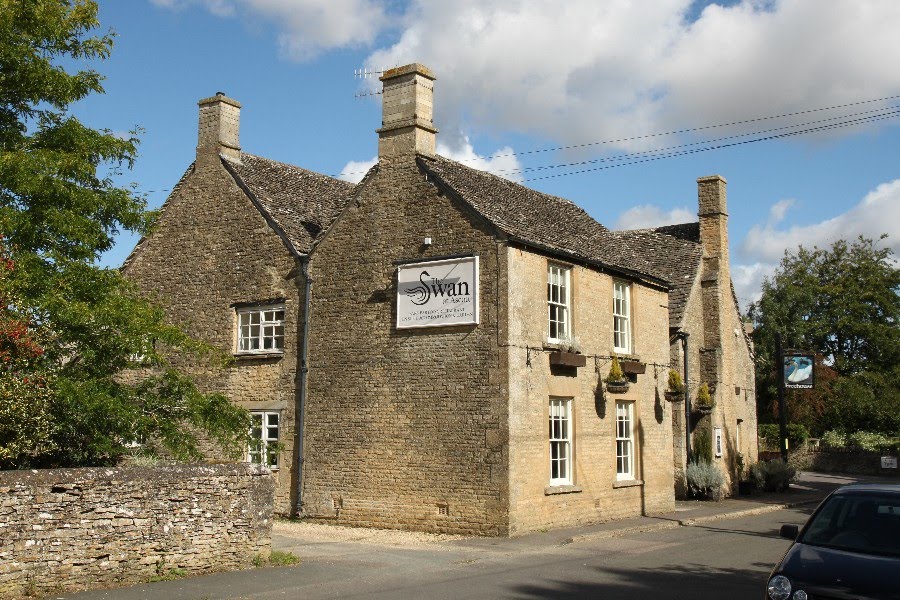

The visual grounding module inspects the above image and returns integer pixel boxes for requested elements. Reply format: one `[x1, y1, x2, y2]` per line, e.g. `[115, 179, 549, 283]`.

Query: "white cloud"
[337, 157, 376, 183]
[733, 178, 900, 310]
[436, 136, 523, 183]
[151, 0, 388, 59]
[740, 179, 900, 263]
[731, 261, 776, 310]
[614, 205, 694, 230]
[337, 136, 524, 184]
[158, 1, 900, 145]
[363, 0, 900, 151]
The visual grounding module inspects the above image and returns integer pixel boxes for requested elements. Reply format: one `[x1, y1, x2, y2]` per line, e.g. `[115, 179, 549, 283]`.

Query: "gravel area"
[273, 519, 473, 547]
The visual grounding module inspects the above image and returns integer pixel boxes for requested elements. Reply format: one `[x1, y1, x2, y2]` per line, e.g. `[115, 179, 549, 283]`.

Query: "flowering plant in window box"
[694, 382, 714, 414]
[606, 354, 629, 393]
[549, 335, 586, 367]
[665, 369, 684, 402]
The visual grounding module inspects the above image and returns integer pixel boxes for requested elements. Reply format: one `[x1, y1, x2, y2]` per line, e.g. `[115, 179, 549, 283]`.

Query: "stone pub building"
[124, 63, 756, 536]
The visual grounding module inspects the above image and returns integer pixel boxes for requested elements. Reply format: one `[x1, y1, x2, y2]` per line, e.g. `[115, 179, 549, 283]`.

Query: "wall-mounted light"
[423, 237, 432, 246]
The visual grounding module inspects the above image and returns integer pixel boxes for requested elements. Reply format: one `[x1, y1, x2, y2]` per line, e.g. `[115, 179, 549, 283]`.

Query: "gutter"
[294, 255, 312, 517]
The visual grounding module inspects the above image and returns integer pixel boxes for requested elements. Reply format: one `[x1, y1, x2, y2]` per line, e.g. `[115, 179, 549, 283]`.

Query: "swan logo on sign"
[396, 256, 479, 329]
[783, 354, 814, 389]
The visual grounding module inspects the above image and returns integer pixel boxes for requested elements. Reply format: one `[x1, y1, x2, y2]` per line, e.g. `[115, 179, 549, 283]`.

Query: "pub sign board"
[396, 256, 479, 329]
[783, 353, 814, 389]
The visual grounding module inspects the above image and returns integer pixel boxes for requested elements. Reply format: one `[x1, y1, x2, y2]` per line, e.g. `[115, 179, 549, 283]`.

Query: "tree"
[0, 0, 248, 468]
[748, 236, 900, 435]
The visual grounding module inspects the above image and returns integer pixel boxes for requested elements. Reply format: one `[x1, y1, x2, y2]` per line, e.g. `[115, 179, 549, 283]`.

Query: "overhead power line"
[523, 111, 899, 182]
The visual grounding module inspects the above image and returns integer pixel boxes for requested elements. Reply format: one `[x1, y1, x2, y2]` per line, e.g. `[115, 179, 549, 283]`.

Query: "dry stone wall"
[0, 464, 273, 598]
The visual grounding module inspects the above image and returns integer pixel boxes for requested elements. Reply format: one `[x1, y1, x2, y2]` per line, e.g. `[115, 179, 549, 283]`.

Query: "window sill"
[544, 484, 583, 496]
[233, 352, 284, 361]
[613, 479, 644, 489]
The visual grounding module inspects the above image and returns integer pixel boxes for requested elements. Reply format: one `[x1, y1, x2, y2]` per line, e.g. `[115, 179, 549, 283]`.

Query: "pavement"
[273, 471, 868, 555]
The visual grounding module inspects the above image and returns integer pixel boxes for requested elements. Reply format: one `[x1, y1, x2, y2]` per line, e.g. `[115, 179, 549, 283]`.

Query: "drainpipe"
[294, 256, 312, 517]
[675, 332, 691, 465]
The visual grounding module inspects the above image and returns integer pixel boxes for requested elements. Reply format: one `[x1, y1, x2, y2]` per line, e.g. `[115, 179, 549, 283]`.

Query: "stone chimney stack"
[377, 64, 438, 162]
[697, 175, 730, 398]
[697, 175, 729, 284]
[197, 92, 241, 165]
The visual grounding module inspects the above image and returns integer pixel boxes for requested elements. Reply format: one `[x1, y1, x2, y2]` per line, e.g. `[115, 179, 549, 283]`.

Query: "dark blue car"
[767, 484, 900, 600]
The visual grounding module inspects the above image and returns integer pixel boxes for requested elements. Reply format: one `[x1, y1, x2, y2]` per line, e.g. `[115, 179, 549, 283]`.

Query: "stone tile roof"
[606, 223, 702, 327]
[420, 155, 672, 286]
[224, 154, 354, 255]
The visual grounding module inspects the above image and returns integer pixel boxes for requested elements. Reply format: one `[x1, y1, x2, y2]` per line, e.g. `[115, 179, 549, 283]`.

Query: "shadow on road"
[509, 561, 775, 599]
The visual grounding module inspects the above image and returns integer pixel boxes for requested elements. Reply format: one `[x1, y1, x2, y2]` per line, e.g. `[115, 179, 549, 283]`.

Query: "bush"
[693, 427, 713, 464]
[758, 423, 809, 450]
[686, 461, 725, 500]
[750, 460, 797, 492]
[608, 355, 624, 382]
[696, 383, 713, 408]
[821, 430, 847, 448]
[667, 369, 684, 393]
[758, 423, 779, 442]
[847, 431, 894, 452]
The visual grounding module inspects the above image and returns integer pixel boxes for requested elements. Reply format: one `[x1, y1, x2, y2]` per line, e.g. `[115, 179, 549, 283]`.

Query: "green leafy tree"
[748, 236, 900, 435]
[0, 0, 248, 468]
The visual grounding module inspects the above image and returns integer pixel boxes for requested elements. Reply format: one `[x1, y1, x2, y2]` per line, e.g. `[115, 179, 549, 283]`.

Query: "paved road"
[63, 505, 815, 600]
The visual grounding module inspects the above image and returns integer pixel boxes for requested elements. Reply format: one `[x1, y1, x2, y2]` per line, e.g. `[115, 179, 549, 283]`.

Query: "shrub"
[821, 430, 847, 448]
[686, 460, 725, 500]
[847, 431, 893, 452]
[758, 423, 779, 442]
[608, 355, 624, 382]
[696, 383, 713, 408]
[750, 460, 797, 492]
[758, 423, 809, 449]
[693, 427, 713, 464]
[667, 370, 684, 393]
[787, 423, 810, 448]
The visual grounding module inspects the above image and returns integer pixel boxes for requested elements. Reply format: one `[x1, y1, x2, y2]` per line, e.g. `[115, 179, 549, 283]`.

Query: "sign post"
[776, 333, 788, 463]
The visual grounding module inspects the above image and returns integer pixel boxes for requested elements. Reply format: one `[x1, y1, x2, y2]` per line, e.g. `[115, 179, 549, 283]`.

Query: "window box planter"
[664, 390, 683, 402]
[549, 350, 586, 368]
[606, 380, 630, 394]
[620, 360, 646, 375]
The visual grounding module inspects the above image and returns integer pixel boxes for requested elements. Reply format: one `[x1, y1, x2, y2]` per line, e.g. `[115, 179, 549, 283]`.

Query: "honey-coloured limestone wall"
[123, 158, 302, 514]
[303, 156, 509, 535]
[506, 247, 675, 535]
[0, 464, 273, 598]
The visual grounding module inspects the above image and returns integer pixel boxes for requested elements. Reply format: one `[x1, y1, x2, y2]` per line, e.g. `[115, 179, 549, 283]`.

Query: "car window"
[801, 493, 900, 557]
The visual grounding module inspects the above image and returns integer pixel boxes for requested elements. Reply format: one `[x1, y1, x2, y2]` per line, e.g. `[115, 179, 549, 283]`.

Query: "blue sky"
[79, 1, 900, 309]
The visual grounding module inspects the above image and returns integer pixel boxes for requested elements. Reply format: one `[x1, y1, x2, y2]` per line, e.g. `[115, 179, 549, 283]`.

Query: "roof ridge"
[237, 152, 354, 187]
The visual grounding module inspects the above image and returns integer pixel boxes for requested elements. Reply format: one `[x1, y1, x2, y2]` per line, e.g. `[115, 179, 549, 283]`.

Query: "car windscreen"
[800, 492, 900, 557]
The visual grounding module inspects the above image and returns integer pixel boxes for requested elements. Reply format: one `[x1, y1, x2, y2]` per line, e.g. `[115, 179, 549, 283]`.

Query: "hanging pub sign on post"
[396, 256, 479, 329]
[783, 353, 814, 389]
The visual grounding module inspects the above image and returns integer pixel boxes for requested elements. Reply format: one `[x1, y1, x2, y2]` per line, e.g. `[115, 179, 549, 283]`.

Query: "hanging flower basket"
[694, 404, 714, 415]
[664, 390, 683, 402]
[606, 380, 630, 394]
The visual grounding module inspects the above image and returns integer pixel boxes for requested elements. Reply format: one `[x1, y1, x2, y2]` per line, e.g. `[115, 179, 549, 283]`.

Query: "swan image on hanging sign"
[783, 354, 814, 389]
